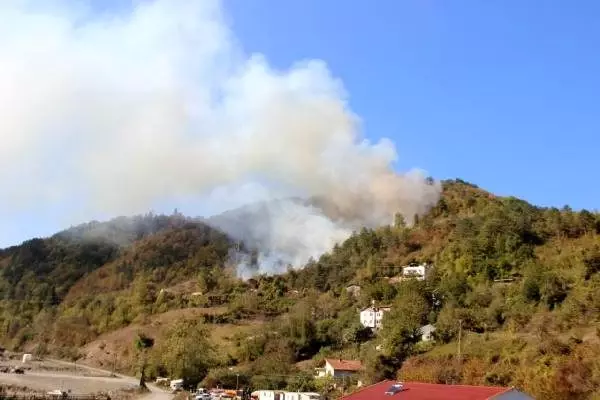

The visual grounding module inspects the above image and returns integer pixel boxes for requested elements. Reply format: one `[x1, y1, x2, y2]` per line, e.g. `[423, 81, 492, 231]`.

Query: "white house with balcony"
[359, 301, 391, 330]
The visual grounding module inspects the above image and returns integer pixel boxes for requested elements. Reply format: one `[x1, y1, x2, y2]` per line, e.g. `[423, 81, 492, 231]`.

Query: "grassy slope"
[79, 307, 264, 373]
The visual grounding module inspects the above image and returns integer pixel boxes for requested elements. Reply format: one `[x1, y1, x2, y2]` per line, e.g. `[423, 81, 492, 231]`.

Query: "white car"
[195, 388, 211, 400]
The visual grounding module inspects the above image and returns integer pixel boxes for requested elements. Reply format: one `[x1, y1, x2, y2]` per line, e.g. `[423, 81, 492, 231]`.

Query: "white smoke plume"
[0, 0, 441, 276]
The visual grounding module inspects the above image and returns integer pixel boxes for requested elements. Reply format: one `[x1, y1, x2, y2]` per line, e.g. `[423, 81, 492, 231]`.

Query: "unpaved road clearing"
[0, 371, 137, 394]
[0, 359, 171, 400]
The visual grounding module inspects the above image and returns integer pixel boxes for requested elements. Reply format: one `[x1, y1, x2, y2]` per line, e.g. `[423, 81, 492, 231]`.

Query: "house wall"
[422, 330, 433, 341]
[333, 370, 356, 378]
[324, 362, 335, 376]
[359, 309, 375, 328]
[420, 325, 436, 341]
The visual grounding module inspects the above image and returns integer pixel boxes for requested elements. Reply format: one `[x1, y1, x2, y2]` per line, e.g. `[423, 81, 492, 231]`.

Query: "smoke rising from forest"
[0, 0, 441, 276]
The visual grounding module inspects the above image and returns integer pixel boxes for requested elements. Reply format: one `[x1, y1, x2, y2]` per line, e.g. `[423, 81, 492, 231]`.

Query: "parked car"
[10, 367, 24, 374]
[194, 388, 210, 400]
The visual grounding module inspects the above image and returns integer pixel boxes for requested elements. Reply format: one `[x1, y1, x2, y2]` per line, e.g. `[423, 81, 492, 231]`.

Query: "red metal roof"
[341, 380, 513, 400]
[324, 358, 363, 371]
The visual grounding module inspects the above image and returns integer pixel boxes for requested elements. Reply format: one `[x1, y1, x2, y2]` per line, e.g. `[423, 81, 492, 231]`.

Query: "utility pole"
[457, 319, 463, 362]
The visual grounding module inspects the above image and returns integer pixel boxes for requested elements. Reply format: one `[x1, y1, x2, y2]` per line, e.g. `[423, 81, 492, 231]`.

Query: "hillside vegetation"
[1, 180, 600, 399]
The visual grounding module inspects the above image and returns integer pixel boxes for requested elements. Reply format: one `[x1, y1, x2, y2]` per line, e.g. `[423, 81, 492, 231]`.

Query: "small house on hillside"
[360, 301, 391, 330]
[345, 285, 362, 297]
[420, 324, 436, 342]
[339, 380, 534, 400]
[316, 359, 363, 378]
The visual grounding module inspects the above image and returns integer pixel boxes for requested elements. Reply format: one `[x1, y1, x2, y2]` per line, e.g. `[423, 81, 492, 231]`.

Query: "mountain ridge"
[0, 179, 599, 399]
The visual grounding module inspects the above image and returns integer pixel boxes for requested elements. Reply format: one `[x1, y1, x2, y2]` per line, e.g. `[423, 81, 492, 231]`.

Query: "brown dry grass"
[79, 309, 264, 373]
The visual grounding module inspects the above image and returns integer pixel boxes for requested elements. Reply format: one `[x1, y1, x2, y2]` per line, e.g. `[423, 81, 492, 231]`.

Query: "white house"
[360, 302, 391, 330]
[420, 324, 436, 342]
[402, 264, 429, 280]
[21, 354, 32, 363]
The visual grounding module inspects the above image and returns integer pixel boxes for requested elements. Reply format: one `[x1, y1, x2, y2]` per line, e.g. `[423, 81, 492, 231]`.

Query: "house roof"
[324, 359, 363, 372]
[360, 306, 392, 313]
[340, 380, 519, 400]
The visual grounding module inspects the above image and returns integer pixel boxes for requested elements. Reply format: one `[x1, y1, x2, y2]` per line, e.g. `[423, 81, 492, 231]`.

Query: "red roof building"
[316, 359, 363, 379]
[324, 359, 363, 372]
[340, 380, 534, 400]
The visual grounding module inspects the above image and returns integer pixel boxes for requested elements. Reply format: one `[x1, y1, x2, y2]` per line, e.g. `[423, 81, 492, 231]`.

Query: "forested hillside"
[1, 180, 599, 399]
[0, 214, 234, 351]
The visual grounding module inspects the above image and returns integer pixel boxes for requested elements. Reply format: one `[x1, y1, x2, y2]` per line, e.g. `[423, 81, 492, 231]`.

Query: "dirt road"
[0, 371, 137, 394]
[0, 359, 172, 400]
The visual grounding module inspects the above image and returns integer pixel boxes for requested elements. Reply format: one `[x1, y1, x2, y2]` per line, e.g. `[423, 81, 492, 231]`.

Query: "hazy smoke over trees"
[0, 0, 441, 276]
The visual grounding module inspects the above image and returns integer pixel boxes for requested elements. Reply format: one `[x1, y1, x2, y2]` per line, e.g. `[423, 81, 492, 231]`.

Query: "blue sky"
[224, 0, 599, 210]
[1, 0, 599, 248]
